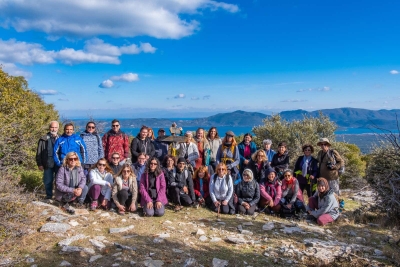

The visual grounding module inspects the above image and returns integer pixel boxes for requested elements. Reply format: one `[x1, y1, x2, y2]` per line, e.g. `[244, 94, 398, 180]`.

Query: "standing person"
[102, 119, 130, 163]
[316, 138, 344, 195]
[112, 164, 138, 215]
[270, 142, 290, 179]
[259, 168, 282, 214]
[132, 152, 147, 189]
[109, 152, 122, 175]
[207, 127, 222, 172]
[80, 121, 104, 175]
[238, 133, 257, 174]
[209, 163, 235, 214]
[235, 169, 260, 215]
[307, 178, 340, 226]
[192, 166, 212, 207]
[147, 127, 155, 141]
[153, 128, 169, 162]
[174, 131, 199, 170]
[130, 126, 155, 163]
[262, 139, 276, 163]
[194, 128, 210, 169]
[139, 157, 168, 217]
[167, 157, 196, 211]
[280, 169, 305, 213]
[248, 149, 270, 183]
[216, 131, 240, 184]
[294, 144, 318, 197]
[55, 152, 88, 214]
[87, 158, 113, 211]
[53, 123, 87, 167]
[36, 121, 60, 200]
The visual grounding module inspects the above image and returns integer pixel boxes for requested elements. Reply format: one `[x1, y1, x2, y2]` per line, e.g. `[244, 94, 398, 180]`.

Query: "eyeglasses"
[98, 163, 106, 167]
[257, 154, 264, 157]
[87, 126, 95, 129]
[112, 157, 120, 160]
[68, 157, 78, 161]
[112, 124, 120, 127]
[150, 162, 158, 166]
[217, 168, 226, 171]
[123, 170, 131, 173]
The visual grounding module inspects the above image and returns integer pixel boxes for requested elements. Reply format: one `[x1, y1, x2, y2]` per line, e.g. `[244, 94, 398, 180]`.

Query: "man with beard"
[36, 121, 60, 200]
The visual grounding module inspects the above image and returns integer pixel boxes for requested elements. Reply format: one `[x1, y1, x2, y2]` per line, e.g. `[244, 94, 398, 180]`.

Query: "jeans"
[143, 201, 165, 217]
[280, 197, 305, 212]
[43, 166, 59, 198]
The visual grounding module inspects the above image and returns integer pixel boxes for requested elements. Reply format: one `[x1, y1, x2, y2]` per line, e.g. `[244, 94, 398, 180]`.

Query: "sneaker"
[89, 201, 98, 211]
[62, 203, 75, 215]
[75, 202, 86, 209]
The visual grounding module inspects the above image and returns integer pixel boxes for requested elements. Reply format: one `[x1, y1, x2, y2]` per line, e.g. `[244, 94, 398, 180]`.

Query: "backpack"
[328, 149, 345, 175]
[212, 173, 232, 186]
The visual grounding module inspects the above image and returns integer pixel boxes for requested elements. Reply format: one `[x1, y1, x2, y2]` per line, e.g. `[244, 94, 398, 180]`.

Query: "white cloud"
[0, 38, 156, 66]
[0, 0, 239, 39]
[281, 99, 307, 102]
[0, 62, 32, 78]
[99, 79, 114, 88]
[390, 70, 399, 75]
[174, 93, 185, 99]
[110, 73, 139, 82]
[38, 89, 58, 95]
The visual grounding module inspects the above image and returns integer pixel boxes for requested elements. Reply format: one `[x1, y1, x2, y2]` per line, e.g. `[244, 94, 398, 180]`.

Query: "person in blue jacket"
[54, 123, 87, 167]
[238, 133, 257, 175]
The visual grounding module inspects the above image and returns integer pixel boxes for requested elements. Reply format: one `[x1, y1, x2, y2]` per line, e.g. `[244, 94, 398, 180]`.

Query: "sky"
[0, 0, 399, 118]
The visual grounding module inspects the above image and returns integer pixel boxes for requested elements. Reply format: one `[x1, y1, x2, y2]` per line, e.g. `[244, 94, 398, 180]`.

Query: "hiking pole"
[252, 205, 268, 220]
[217, 202, 220, 219]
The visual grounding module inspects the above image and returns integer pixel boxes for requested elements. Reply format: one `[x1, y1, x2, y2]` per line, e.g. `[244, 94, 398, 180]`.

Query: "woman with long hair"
[55, 152, 88, 214]
[248, 149, 270, 183]
[209, 163, 235, 214]
[238, 133, 257, 174]
[216, 131, 240, 184]
[147, 127, 155, 141]
[270, 142, 290, 179]
[194, 128, 210, 169]
[206, 127, 222, 172]
[192, 165, 212, 206]
[87, 158, 113, 211]
[139, 157, 168, 217]
[112, 164, 138, 215]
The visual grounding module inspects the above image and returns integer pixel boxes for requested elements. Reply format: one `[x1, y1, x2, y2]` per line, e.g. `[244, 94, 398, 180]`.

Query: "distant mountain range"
[74, 108, 400, 129]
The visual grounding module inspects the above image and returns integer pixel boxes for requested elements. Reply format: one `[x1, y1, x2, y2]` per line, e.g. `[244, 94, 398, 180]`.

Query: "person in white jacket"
[87, 158, 113, 211]
[174, 131, 199, 168]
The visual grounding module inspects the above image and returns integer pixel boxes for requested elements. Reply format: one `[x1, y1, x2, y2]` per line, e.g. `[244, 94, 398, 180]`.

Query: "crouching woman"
[307, 178, 340, 226]
[55, 152, 88, 214]
[235, 169, 260, 215]
[139, 157, 168, 217]
[112, 164, 138, 215]
[280, 169, 305, 212]
[209, 163, 235, 214]
[259, 168, 282, 214]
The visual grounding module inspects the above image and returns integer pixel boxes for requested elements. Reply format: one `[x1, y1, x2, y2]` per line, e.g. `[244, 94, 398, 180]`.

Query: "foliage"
[0, 171, 36, 245]
[366, 139, 400, 220]
[19, 170, 44, 191]
[339, 143, 367, 188]
[0, 68, 59, 173]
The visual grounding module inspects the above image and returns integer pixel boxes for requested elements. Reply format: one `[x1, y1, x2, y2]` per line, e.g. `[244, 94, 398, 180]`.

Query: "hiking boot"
[62, 203, 75, 215]
[89, 201, 98, 211]
[75, 201, 86, 209]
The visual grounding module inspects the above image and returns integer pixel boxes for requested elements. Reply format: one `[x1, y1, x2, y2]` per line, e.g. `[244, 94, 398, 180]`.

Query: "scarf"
[265, 179, 277, 199]
[302, 156, 312, 177]
[286, 176, 294, 186]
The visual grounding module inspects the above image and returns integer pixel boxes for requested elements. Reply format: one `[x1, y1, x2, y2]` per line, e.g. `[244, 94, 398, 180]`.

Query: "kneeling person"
[235, 169, 260, 215]
[209, 163, 235, 214]
[112, 164, 138, 215]
[87, 158, 113, 211]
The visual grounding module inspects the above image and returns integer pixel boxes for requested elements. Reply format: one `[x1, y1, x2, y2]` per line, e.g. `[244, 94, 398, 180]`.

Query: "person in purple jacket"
[139, 157, 168, 217]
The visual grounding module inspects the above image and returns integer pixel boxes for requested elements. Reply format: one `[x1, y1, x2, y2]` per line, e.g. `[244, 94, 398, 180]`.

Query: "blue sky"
[0, 0, 399, 118]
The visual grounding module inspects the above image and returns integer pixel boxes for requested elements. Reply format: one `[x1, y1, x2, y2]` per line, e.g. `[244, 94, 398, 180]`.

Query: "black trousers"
[168, 186, 193, 206]
[236, 203, 257, 215]
[117, 189, 138, 208]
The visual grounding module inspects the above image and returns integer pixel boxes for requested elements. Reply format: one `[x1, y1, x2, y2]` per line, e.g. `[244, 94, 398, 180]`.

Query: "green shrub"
[19, 170, 43, 191]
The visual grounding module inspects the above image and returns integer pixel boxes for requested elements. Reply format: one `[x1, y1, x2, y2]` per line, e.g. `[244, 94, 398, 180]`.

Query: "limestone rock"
[89, 255, 103, 263]
[183, 258, 197, 267]
[59, 260, 72, 266]
[199, 235, 208, 242]
[212, 258, 228, 267]
[226, 236, 247, 244]
[196, 229, 205, 236]
[109, 225, 134, 234]
[58, 234, 87, 246]
[49, 215, 68, 222]
[40, 223, 71, 233]
[262, 222, 275, 231]
[143, 259, 164, 267]
[114, 242, 137, 251]
[89, 239, 106, 250]
[60, 246, 95, 255]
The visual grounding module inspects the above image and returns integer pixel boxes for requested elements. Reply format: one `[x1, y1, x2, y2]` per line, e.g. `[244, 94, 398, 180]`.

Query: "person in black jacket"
[153, 128, 169, 162]
[130, 126, 155, 163]
[36, 121, 60, 199]
[270, 142, 290, 179]
[166, 157, 196, 211]
[235, 168, 260, 215]
[247, 149, 270, 183]
[294, 144, 318, 197]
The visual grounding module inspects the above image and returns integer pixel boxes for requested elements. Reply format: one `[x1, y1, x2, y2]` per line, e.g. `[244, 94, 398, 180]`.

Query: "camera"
[326, 161, 335, 170]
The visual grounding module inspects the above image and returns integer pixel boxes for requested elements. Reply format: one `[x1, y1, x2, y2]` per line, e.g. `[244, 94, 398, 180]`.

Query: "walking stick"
[252, 205, 268, 220]
[217, 202, 220, 219]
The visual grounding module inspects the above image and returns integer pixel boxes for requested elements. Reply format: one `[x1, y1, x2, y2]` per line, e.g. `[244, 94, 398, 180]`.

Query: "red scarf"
[286, 176, 294, 186]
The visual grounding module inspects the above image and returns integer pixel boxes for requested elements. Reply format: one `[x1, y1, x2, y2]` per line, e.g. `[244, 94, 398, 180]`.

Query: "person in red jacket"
[102, 119, 130, 163]
[192, 165, 212, 207]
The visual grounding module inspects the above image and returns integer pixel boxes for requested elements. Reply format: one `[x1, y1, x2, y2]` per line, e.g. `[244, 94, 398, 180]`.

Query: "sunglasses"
[112, 157, 120, 160]
[123, 170, 131, 173]
[68, 157, 78, 161]
[87, 126, 95, 129]
[217, 168, 226, 171]
[150, 162, 158, 166]
[98, 163, 106, 167]
[112, 124, 120, 127]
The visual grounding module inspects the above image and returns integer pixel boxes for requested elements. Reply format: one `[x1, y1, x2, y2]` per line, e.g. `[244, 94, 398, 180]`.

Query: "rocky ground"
[1, 189, 399, 267]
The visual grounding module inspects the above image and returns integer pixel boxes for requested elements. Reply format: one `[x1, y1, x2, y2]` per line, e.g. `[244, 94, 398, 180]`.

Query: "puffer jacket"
[271, 151, 290, 173]
[308, 189, 340, 220]
[130, 136, 155, 163]
[53, 134, 87, 167]
[102, 130, 130, 162]
[55, 166, 86, 201]
[235, 179, 260, 207]
[80, 131, 104, 165]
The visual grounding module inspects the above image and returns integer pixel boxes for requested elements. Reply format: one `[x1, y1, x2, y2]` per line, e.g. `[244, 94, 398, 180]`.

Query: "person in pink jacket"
[280, 169, 306, 212]
[259, 168, 282, 214]
[139, 157, 168, 217]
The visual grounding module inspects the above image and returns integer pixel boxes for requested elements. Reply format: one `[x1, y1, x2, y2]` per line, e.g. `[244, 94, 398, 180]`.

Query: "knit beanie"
[177, 157, 186, 164]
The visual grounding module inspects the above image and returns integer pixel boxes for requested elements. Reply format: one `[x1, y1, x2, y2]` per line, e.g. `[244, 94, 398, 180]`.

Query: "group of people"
[36, 120, 344, 226]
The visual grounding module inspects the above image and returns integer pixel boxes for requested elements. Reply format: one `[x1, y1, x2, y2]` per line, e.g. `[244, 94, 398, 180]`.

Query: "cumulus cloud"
[38, 89, 58, 95]
[99, 79, 114, 88]
[174, 94, 185, 99]
[0, 62, 32, 78]
[297, 86, 331, 92]
[281, 99, 307, 102]
[0, 0, 239, 39]
[191, 97, 200, 100]
[110, 73, 139, 82]
[0, 38, 156, 66]
[390, 70, 399, 75]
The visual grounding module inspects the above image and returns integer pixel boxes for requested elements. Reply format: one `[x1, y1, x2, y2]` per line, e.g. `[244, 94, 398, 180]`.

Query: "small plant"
[19, 170, 43, 191]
